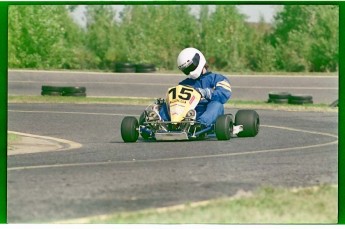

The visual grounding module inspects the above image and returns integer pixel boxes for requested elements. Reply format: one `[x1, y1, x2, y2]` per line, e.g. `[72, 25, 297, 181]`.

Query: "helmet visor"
[179, 53, 200, 75]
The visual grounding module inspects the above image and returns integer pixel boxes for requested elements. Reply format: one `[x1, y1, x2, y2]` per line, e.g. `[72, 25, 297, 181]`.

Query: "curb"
[8, 131, 82, 155]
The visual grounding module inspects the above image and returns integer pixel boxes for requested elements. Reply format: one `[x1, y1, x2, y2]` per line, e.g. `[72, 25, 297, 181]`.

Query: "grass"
[7, 133, 20, 150]
[8, 95, 154, 105]
[227, 100, 337, 112]
[8, 95, 338, 112]
[58, 185, 337, 224]
[10, 68, 338, 77]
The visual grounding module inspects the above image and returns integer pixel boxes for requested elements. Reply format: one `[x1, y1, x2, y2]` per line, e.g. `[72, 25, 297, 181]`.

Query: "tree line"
[8, 5, 339, 72]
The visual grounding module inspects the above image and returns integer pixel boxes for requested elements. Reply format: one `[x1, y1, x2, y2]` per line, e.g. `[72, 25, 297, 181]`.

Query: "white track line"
[8, 131, 82, 152]
[8, 125, 338, 171]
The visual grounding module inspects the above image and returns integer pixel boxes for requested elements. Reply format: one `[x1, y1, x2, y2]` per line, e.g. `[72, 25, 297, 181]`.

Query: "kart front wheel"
[138, 112, 150, 140]
[121, 116, 139, 142]
[235, 110, 260, 137]
[215, 114, 233, 140]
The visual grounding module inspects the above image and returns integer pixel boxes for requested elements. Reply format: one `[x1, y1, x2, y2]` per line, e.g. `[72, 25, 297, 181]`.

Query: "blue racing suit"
[159, 71, 232, 127]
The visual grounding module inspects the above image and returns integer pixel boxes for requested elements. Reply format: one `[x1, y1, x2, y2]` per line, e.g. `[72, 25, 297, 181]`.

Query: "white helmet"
[177, 47, 206, 79]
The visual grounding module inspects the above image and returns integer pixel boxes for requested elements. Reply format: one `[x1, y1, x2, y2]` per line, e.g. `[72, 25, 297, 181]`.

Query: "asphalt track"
[7, 102, 338, 223]
[8, 104, 338, 223]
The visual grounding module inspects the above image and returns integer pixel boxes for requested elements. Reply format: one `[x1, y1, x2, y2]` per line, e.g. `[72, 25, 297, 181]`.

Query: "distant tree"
[8, 5, 83, 69]
[308, 6, 338, 71]
[85, 5, 121, 70]
[8, 6, 21, 67]
[201, 5, 250, 72]
[198, 5, 211, 63]
[246, 16, 276, 72]
[119, 5, 199, 69]
[67, 5, 78, 12]
[270, 5, 338, 72]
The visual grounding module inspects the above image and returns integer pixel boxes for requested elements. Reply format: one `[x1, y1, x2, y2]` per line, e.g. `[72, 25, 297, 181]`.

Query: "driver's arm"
[209, 74, 232, 104]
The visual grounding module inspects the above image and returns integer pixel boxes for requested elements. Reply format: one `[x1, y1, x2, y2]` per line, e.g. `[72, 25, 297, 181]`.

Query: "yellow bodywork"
[166, 85, 201, 123]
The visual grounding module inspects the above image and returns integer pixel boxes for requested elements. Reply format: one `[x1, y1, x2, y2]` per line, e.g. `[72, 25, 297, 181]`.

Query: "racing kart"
[121, 85, 259, 142]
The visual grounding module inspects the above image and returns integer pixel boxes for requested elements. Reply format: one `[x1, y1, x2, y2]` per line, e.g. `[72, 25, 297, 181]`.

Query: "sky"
[70, 5, 279, 27]
[236, 5, 279, 23]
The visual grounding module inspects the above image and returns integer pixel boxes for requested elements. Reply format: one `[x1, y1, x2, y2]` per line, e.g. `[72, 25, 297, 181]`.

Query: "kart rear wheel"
[121, 116, 139, 142]
[235, 110, 260, 137]
[215, 114, 233, 140]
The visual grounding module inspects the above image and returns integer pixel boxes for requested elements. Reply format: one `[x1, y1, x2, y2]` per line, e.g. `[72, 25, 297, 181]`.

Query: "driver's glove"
[196, 88, 212, 100]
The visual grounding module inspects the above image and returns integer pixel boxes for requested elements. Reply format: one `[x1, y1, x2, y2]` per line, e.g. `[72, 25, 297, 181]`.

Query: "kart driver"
[158, 47, 232, 128]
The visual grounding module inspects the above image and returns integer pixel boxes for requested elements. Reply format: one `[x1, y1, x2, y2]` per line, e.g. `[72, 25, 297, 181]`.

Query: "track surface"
[8, 70, 338, 104]
[7, 103, 338, 223]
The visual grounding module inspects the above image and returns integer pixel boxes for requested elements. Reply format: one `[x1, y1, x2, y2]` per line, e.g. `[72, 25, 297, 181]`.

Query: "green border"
[0, 2, 8, 224]
[2, 1, 343, 224]
[339, 1, 344, 225]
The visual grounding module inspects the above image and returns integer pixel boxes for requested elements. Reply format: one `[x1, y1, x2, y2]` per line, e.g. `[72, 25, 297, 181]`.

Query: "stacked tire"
[41, 86, 86, 97]
[288, 94, 313, 105]
[268, 92, 313, 105]
[114, 62, 156, 73]
[115, 63, 136, 73]
[135, 63, 156, 73]
[41, 86, 64, 96]
[268, 92, 291, 104]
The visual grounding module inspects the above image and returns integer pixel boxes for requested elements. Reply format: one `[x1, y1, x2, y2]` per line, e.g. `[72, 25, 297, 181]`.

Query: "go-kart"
[121, 85, 259, 142]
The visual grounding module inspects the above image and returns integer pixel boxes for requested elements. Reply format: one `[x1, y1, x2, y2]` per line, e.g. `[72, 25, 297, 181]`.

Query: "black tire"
[289, 99, 313, 105]
[268, 92, 291, 100]
[136, 67, 156, 73]
[62, 92, 87, 97]
[62, 86, 86, 93]
[136, 64, 156, 73]
[235, 110, 260, 137]
[289, 94, 313, 101]
[121, 116, 139, 143]
[215, 114, 233, 140]
[116, 62, 135, 68]
[41, 85, 64, 92]
[136, 63, 155, 68]
[268, 98, 289, 104]
[115, 62, 136, 73]
[116, 67, 136, 73]
[139, 112, 150, 140]
[41, 91, 62, 96]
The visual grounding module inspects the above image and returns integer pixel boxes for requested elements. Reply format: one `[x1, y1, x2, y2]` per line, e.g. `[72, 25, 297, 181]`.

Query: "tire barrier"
[41, 86, 63, 96]
[135, 63, 156, 73]
[288, 94, 313, 105]
[41, 85, 86, 97]
[115, 62, 136, 73]
[268, 92, 313, 105]
[114, 62, 156, 73]
[267, 92, 291, 104]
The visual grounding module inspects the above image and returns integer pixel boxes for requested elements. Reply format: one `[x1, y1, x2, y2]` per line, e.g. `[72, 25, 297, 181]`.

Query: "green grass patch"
[8, 95, 337, 113]
[227, 100, 337, 112]
[59, 185, 337, 224]
[7, 133, 19, 143]
[7, 133, 21, 150]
